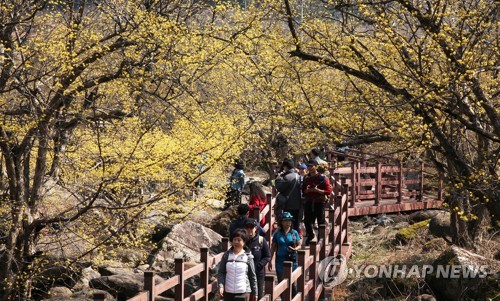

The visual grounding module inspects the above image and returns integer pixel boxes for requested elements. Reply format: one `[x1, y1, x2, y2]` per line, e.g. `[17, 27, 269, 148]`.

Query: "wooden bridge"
[325, 150, 444, 216]
[93, 150, 444, 301]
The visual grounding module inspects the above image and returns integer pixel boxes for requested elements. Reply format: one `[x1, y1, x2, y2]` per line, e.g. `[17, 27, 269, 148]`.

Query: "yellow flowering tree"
[0, 0, 257, 298]
[276, 0, 499, 244]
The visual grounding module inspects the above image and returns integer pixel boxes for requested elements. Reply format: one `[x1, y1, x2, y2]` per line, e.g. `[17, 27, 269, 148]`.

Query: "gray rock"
[426, 246, 500, 301]
[417, 294, 436, 301]
[43, 286, 72, 300]
[409, 210, 440, 224]
[71, 288, 115, 301]
[73, 266, 101, 290]
[209, 206, 239, 237]
[149, 221, 222, 276]
[98, 262, 135, 276]
[428, 211, 451, 239]
[90, 274, 144, 300]
[375, 215, 394, 227]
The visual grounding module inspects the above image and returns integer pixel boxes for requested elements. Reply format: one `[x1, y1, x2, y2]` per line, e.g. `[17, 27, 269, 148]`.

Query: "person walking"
[225, 159, 246, 209]
[229, 204, 266, 241]
[268, 212, 301, 298]
[244, 218, 271, 300]
[248, 182, 267, 227]
[302, 160, 332, 245]
[218, 229, 258, 301]
[275, 159, 302, 234]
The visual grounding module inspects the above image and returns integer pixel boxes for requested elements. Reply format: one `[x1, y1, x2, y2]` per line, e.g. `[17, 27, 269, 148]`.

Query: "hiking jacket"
[246, 235, 271, 277]
[302, 173, 332, 203]
[217, 247, 258, 294]
[275, 171, 302, 210]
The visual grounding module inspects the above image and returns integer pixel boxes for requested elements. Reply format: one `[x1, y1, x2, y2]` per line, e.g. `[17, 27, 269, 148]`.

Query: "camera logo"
[318, 255, 349, 288]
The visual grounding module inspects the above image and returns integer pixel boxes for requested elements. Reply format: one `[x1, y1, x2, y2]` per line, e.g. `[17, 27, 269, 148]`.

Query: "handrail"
[96, 187, 349, 301]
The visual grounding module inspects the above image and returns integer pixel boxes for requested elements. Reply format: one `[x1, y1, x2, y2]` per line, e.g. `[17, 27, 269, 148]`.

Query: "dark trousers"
[257, 274, 265, 300]
[277, 274, 298, 298]
[304, 202, 325, 238]
[224, 189, 241, 208]
[224, 292, 249, 301]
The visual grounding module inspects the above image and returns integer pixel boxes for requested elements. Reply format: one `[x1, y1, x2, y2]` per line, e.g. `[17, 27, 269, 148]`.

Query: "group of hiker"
[218, 149, 333, 301]
[218, 205, 301, 301]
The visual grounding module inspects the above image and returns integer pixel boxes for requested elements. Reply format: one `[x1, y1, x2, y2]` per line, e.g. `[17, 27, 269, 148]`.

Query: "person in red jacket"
[302, 160, 332, 245]
[248, 182, 267, 227]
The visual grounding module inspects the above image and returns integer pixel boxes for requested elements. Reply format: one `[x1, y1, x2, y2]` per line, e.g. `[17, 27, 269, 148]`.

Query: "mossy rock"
[394, 219, 430, 244]
[426, 246, 500, 301]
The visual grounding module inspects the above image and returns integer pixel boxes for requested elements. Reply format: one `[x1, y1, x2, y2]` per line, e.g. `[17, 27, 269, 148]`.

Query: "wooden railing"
[330, 159, 443, 207]
[93, 182, 351, 301]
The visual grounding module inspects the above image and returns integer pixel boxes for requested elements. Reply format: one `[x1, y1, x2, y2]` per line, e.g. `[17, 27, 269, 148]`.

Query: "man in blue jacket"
[244, 218, 271, 300]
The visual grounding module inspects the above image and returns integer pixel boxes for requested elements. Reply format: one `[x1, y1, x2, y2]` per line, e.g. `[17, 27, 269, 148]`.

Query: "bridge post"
[283, 261, 293, 301]
[308, 241, 318, 301]
[93, 293, 106, 301]
[297, 250, 306, 301]
[175, 258, 185, 301]
[350, 162, 357, 207]
[397, 160, 403, 204]
[144, 271, 155, 301]
[375, 161, 382, 206]
[319, 224, 326, 260]
[356, 161, 361, 199]
[419, 162, 424, 201]
[265, 275, 275, 301]
[336, 185, 347, 255]
[328, 208, 335, 256]
[266, 193, 273, 242]
[200, 248, 209, 301]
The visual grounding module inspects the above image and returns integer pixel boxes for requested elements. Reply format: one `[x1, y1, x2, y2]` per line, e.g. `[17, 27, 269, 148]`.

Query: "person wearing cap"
[268, 212, 301, 298]
[302, 159, 332, 245]
[229, 204, 266, 241]
[244, 218, 271, 300]
[274, 158, 302, 233]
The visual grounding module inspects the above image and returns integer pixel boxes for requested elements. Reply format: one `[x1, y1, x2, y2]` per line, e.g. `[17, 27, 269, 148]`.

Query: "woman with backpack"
[268, 212, 302, 297]
[218, 228, 258, 301]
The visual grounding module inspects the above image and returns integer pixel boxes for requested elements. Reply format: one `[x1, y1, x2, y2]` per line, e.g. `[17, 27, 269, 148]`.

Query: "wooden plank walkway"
[95, 149, 445, 301]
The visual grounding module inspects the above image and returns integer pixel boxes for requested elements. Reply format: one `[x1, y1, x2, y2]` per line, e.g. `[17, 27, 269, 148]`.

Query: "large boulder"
[43, 286, 73, 300]
[426, 246, 500, 301]
[408, 210, 440, 224]
[148, 221, 223, 277]
[428, 211, 451, 239]
[98, 262, 135, 276]
[89, 273, 164, 301]
[73, 266, 101, 290]
[394, 220, 430, 244]
[209, 206, 239, 237]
